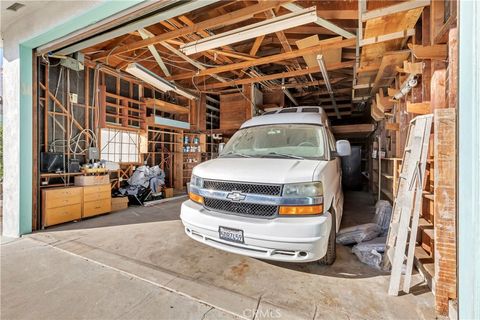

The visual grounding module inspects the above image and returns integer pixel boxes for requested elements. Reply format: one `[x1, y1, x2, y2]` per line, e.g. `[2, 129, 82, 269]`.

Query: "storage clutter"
[337, 200, 393, 269]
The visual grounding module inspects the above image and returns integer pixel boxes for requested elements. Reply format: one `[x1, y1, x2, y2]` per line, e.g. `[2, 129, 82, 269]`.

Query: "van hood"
[192, 158, 327, 184]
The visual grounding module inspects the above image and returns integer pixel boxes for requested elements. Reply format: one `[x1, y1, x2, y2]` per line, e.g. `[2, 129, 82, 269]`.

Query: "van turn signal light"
[279, 204, 323, 215]
[189, 192, 204, 204]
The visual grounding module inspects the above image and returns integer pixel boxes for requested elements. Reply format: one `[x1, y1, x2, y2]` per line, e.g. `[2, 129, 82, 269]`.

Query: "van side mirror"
[218, 143, 226, 153]
[336, 140, 351, 157]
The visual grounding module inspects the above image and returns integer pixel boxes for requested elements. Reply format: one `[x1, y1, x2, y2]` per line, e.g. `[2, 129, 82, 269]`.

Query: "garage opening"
[29, 1, 458, 318]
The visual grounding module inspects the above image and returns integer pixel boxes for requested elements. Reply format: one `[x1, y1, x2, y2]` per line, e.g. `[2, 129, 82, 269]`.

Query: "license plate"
[219, 226, 244, 244]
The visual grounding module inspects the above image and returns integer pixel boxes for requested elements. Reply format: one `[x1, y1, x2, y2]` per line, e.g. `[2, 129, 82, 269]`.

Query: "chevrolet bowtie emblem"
[226, 192, 247, 202]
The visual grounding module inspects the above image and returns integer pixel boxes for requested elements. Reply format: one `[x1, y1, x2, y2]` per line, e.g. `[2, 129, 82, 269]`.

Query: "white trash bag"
[336, 223, 382, 245]
[352, 246, 383, 269]
[373, 200, 392, 235]
[352, 237, 387, 269]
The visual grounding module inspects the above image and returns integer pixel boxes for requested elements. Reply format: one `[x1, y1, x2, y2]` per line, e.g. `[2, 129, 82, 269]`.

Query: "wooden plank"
[360, 29, 415, 47]
[408, 43, 448, 60]
[331, 124, 374, 135]
[202, 60, 355, 90]
[371, 50, 411, 96]
[296, 35, 342, 68]
[406, 101, 431, 114]
[91, 1, 291, 61]
[362, 0, 430, 21]
[430, 69, 447, 110]
[144, 98, 190, 114]
[360, 7, 423, 72]
[448, 28, 458, 108]
[167, 38, 356, 81]
[249, 35, 265, 56]
[386, 122, 400, 131]
[433, 108, 457, 313]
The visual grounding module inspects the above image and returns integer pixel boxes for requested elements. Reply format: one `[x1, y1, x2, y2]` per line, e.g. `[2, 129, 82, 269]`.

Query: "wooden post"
[98, 85, 107, 128]
[430, 69, 447, 111]
[448, 28, 458, 108]
[433, 108, 457, 315]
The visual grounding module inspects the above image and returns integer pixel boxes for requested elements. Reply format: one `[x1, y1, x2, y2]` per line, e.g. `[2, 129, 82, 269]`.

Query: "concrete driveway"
[2, 192, 435, 319]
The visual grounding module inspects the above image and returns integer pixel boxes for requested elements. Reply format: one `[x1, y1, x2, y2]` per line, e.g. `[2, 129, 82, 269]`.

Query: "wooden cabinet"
[42, 187, 83, 227]
[82, 184, 111, 218]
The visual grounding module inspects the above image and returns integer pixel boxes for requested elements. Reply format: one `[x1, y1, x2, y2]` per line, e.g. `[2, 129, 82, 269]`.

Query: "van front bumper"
[180, 200, 332, 262]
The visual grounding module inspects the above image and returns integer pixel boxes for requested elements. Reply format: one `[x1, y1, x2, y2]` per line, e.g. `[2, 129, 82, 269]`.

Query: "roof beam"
[91, 0, 291, 61]
[269, 77, 346, 89]
[167, 37, 356, 81]
[362, 0, 430, 22]
[282, 3, 356, 39]
[138, 28, 171, 76]
[158, 41, 227, 83]
[202, 61, 354, 90]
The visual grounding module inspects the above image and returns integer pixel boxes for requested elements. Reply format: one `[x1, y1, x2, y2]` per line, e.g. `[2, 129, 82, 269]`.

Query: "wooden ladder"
[384, 114, 433, 296]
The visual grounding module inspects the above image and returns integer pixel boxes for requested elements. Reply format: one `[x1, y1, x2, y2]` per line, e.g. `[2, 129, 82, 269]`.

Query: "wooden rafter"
[167, 38, 356, 81]
[201, 61, 355, 90]
[91, 1, 291, 61]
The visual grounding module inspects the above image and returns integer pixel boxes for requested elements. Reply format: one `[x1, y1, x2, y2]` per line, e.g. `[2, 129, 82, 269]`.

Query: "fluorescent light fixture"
[316, 54, 341, 119]
[180, 6, 318, 55]
[125, 63, 197, 100]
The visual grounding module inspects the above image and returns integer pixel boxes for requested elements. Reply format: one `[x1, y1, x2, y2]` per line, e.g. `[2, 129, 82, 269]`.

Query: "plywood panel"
[220, 91, 252, 131]
[296, 35, 342, 68]
[360, 8, 423, 71]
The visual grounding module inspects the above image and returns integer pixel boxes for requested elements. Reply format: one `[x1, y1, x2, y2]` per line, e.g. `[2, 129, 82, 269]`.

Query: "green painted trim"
[18, 0, 144, 234]
[19, 45, 33, 234]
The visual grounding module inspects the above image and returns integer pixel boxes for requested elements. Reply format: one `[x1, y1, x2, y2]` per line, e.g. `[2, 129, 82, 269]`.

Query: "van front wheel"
[318, 210, 336, 265]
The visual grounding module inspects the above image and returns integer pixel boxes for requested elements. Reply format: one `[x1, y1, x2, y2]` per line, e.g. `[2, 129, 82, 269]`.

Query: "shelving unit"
[182, 133, 206, 188]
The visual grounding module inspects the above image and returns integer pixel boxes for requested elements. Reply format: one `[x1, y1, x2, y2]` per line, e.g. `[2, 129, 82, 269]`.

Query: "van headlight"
[282, 182, 323, 197]
[190, 174, 203, 188]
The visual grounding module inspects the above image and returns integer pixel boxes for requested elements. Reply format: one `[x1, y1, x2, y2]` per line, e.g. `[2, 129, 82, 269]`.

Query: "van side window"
[327, 130, 337, 152]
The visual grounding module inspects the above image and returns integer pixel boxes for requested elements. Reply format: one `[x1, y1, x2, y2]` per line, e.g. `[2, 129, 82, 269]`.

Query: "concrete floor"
[1, 192, 435, 319]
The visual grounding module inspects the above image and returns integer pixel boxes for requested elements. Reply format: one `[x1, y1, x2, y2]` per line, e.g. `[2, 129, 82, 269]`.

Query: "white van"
[180, 107, 351, 264]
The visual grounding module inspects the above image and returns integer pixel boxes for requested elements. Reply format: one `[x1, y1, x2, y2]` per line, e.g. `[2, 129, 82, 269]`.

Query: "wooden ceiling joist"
[91, 0, 291, 61]
[167, 38, 356, 81]
[202, 60, 355, 90]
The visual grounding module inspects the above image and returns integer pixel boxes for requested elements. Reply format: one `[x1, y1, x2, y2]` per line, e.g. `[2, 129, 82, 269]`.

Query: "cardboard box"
[74, 175, 110, 186]
[111, 197, 129, 212]
[164, 188, 174, 198]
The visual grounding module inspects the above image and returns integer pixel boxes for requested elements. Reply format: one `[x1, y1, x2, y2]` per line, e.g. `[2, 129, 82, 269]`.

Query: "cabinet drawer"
[83, 198, 111, 218]
[44, 204, 82, 227]
[83, 184, 111, 195]
[43, 187, 82, 209]
[83, 191, 110, 202]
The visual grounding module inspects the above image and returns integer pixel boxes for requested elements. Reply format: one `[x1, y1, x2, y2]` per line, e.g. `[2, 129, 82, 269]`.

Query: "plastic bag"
[354, 236, 386, 253]
[373, 200, 392, 236]
[336, 223, 382, 245]
[352, 245, 383, 269]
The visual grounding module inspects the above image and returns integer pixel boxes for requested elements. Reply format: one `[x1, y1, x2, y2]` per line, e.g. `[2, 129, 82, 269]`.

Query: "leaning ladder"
[384, 114, 433, 296]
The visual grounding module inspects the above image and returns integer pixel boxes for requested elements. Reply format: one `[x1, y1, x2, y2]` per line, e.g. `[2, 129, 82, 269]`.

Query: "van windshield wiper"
[260, 152, 304, 159]
[220, 151, 252, 158]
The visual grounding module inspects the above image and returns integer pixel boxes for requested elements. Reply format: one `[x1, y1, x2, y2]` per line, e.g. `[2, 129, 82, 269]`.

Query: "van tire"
[318, 209, 336, 265]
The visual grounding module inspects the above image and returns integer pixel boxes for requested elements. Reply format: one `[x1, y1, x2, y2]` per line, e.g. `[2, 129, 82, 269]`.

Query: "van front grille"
[203, 180, 282, 196]
[204, 198, 278, 218]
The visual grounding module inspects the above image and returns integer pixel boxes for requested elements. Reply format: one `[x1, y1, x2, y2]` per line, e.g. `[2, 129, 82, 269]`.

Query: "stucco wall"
[1, 1, 102, 237]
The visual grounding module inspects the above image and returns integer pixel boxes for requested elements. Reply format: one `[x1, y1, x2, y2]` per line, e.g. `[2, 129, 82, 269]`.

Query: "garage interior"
[16, 0, 459, 318]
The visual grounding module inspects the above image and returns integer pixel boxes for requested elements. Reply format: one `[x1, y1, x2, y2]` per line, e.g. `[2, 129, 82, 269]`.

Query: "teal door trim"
[18, 1, 143, 234]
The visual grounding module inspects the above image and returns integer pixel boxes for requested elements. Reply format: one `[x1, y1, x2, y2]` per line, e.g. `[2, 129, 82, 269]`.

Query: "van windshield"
[220, 124, 326, 160]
